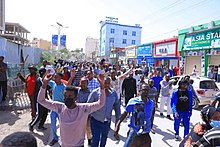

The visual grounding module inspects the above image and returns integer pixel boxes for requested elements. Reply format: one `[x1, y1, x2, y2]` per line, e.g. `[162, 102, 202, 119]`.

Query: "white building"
[85, 37, 99, 62]
[99, 17, 142, 61]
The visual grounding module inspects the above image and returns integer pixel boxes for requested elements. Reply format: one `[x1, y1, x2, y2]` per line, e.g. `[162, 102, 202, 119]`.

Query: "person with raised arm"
[37, 73, 106, 147]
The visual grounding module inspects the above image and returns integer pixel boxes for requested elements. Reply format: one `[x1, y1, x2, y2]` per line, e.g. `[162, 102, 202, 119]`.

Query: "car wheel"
[192, 97, 199, 109]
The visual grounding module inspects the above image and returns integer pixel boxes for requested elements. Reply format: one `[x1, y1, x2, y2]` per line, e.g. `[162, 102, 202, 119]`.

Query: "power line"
[144, 12, 220, 42]
[137, 0, 186, 23]
[140, 0, 210, 28]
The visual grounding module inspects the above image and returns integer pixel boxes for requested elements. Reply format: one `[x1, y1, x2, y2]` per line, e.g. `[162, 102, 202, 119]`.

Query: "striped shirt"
[88, 78, 100, 91]
[74, 69, 84, 86]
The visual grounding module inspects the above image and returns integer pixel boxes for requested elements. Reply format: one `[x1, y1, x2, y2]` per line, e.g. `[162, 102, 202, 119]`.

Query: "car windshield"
[200, 81, 218, 89]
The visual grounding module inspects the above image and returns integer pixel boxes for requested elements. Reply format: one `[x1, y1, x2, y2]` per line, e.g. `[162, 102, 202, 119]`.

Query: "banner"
[52, 35, 58, 46]
[183, 28, 220, 50]
[60, 35, 66, 49]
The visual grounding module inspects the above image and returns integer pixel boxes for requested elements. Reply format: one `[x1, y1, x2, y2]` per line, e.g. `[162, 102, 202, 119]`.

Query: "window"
[123, 30, 127, 35]
[132, 40, 136, 45]
[122, 39, 127, 44]
[200, 81, 218, 89]
[109, 38, 114, 43]
[110, 28, 115, 34]
[132, 31, 136, 36]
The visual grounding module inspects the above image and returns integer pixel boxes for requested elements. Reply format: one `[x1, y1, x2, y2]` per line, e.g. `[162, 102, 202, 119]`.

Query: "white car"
[171, 76, 220, 108]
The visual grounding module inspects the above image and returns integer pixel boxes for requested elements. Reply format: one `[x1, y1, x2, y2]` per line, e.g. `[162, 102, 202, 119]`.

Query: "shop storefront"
[178, 20, 220, 77]
[109, 47, 125, 64]
[137, 43, 154, 66]
[154, 37, 179, 70]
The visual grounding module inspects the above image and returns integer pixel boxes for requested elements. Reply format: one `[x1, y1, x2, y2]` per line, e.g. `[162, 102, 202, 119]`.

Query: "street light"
[51, 22, 68, 50]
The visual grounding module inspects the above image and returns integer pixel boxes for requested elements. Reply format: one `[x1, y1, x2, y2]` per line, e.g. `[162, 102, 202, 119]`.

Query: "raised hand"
[43, 74, 53, 83]
[42, 74, 53, 89]
[98, 74, 105, 89]
[70, 68, 76, 77]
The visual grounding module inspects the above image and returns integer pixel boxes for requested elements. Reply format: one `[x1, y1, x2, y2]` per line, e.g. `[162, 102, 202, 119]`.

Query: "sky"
[5, 0, 220, 50]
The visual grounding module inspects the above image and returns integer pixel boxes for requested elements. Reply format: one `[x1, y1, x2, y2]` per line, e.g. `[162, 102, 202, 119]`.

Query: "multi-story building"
[85, 37, 99, 62]
[31, 38, 51, 50]
[0, 22, 30, 45]
[99, 17, 142, 62]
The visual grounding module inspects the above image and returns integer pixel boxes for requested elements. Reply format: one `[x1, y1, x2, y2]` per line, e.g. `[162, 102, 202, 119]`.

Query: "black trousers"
[125, 95, 134, 106]
[30, 103, 48, 128]
[0, 81, 7, 101]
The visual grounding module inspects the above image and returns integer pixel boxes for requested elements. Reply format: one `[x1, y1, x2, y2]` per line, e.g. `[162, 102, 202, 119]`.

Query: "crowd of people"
[0, 57, 220, 147]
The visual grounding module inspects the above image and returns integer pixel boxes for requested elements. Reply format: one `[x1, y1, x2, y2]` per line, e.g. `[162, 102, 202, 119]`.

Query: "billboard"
[137, 45, 152, 57]
[155, 41, 176, 57]
[60, 35, 66, 49]
[183, 28, 220, 50]
[52, 35, 58, 46]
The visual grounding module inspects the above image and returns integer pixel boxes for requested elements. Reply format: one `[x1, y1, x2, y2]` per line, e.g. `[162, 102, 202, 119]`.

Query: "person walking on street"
[76, 76, 93, 146]
[47, 72, 66, 146]
[74, 64, 84, 86]
[29, 68, 49, 131]
[114, 83, 154, 147]
[171, 79, 193, 140]
[88, 76, 121, 147]
[17, 65, 38, 119]
[192, 65, 197, 76]
[148, 79, 157, 134]
[122, 72, 137, 106]
[151, 71, 163, 107]
[87, 70, 100, 91]
[0, 55, 7, 102]
[38, 73, 106, 147]
[159, 74, 172, 119]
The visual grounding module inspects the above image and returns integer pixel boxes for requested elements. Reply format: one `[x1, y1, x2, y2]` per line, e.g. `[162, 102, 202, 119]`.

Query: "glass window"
[109, 38, 114, 43]
[111, 28, 115, 34]
[132, 31, 136, 36]
[132, 40, 136, 45]
[200, 81, 218, 89]
[122, 39, 127, 44]
[123, 30, 127, 35]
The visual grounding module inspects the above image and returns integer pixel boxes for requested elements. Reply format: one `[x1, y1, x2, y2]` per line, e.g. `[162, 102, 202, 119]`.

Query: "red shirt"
[62, 73, 69, 81]
[26, 75, 36, 96]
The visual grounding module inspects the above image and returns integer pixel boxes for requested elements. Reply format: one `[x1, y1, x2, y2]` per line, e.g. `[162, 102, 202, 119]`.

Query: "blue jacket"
[171, 89, 193, 114]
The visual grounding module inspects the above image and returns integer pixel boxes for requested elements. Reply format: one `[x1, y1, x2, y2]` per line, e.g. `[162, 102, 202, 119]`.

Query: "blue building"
[99, 17, 142, 62]
[137, 43, 154, 66]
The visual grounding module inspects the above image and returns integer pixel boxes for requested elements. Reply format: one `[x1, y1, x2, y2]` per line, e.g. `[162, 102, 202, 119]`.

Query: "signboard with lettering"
[155, 41, 176, 57]
[183, 28, 220, 50]
[137, 45, 152, 57]
[126, 48, 136, 57]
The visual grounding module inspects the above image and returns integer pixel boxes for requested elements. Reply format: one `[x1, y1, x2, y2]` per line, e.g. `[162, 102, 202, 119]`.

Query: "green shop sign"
[183, 28, 220, 50]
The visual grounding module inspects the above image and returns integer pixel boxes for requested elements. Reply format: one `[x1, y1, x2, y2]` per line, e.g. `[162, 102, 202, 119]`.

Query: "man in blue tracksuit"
[171, 79, 193, 141]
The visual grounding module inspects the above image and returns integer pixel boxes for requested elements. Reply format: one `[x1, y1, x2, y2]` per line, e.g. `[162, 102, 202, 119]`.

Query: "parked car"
[171, 76, 220, 108]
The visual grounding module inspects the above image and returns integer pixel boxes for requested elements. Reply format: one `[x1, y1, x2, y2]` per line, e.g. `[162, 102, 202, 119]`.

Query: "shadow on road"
[0, 110, 21, 126]
[32, 123, 51, 145]
[154, 125, 177, 147]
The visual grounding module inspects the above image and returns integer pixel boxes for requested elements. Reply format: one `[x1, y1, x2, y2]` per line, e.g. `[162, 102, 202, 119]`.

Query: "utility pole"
[51, 22, 68, 50]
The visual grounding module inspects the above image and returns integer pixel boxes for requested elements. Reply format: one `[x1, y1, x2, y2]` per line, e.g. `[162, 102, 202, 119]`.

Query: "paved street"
[0, 104, 202, 147]
[1, 82, 219, 146]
